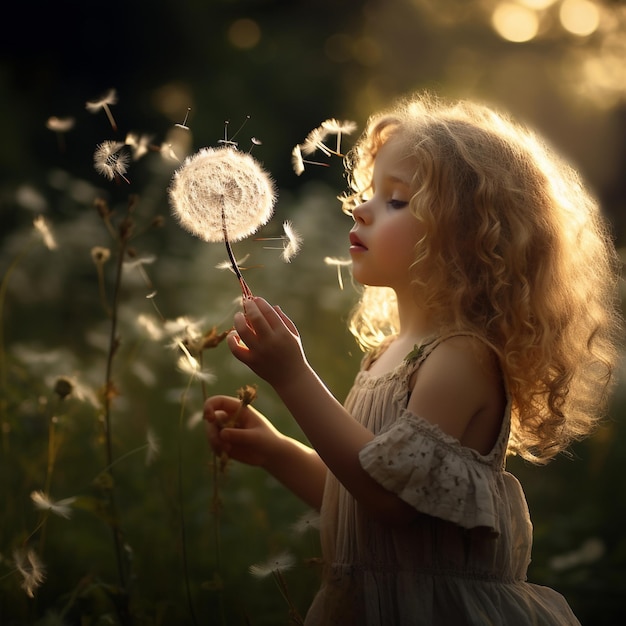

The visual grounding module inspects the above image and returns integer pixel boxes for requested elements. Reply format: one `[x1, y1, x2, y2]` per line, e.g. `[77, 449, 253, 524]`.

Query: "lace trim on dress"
[359, 412, 502, 532]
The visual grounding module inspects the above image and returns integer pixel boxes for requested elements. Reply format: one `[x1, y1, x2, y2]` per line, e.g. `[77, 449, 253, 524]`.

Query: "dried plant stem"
[98, 198, 138, 626]
[272, 569, 304, 625]
[201, 352, 227, 625]
[0, 240, 35, 425]
[102, 228, 129, 594]
[178, 377, 199, 626]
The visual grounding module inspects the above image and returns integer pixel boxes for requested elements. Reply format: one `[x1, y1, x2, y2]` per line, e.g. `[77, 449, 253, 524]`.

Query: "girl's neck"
[395, 290, 439, 345]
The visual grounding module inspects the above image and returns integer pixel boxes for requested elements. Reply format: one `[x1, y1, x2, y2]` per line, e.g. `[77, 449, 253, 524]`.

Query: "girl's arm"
[204, 395, 328, 510]
[228, 297, 418, 524]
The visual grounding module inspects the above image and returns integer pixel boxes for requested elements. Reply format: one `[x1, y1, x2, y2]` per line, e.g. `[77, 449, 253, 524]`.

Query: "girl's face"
[349, 138, 422, 292]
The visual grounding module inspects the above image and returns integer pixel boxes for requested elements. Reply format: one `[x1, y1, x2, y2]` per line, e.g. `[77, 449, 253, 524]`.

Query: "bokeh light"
[560, 0, 600, 37]
[228, 18, 262, 50]
[492, 2, 539, 42]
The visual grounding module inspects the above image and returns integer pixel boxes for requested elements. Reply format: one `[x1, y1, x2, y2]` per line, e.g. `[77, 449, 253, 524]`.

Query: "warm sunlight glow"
[517, 0, 557, 9]
[560, 0, 600, 37]
[492, 3, 539, 42]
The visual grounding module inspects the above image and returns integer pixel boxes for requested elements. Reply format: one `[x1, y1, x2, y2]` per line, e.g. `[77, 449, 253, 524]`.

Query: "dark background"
[1, 1, 625, 624]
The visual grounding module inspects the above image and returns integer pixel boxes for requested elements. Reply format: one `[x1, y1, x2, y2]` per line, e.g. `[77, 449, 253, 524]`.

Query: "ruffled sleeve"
[359, 410, 500, 533]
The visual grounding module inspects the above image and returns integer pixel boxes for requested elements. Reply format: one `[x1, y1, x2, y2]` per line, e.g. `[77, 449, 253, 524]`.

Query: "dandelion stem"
[220, 201, 253, 299]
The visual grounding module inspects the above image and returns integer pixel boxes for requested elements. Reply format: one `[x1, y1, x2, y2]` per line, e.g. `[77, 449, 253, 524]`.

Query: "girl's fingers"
[273, 305, 298, 335]
[204, 395, 241, 423]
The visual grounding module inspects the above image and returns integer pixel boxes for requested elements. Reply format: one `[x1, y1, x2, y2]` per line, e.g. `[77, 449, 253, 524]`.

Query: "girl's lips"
[349, 232, 367, 251]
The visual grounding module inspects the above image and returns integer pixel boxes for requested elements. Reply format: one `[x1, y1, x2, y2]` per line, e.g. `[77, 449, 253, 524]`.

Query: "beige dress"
[304, 336, 580, 626]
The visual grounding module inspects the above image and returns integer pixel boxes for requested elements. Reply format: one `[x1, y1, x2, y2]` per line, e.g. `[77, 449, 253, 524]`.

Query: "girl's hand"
[204, 394, 284, 468]
[227, 297, 308, 389]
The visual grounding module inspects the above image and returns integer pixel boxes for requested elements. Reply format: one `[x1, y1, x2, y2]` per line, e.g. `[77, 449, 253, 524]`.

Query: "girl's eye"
[388, 199, 409, 210]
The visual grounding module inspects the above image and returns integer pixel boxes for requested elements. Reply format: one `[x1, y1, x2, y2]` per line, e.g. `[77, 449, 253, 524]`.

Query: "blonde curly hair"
[342, 93, 623, 463]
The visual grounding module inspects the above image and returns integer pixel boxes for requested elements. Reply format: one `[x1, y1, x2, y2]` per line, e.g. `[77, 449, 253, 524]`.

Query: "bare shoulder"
[407, 335, 505, 453]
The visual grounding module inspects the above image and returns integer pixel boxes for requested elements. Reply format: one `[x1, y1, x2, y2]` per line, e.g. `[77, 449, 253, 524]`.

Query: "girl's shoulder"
[408, 334, 507, 456]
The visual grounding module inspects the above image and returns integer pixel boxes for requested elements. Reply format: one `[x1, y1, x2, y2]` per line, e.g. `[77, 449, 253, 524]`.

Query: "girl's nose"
[351, 200, 372, 224]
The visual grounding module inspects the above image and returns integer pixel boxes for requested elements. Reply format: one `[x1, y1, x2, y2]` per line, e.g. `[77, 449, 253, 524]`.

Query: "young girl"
[204, 93, 622, 625]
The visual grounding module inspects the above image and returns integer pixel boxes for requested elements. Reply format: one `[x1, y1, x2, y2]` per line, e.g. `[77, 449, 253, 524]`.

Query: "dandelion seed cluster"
[169, 146, 276, 243]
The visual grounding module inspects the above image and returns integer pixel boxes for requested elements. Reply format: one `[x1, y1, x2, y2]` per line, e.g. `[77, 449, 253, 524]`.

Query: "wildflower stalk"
[273, 569, 304, 626]
[98, 195, 137, 623]
[178, 376, 199, 626]
[0, 239, 36, 425]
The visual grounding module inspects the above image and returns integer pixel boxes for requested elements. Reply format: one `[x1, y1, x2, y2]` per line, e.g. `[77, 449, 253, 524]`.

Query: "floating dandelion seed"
[324, 256, 352, 290]
[86, 88, 118, 131]
[94, 141, 130, 183]
[13, 547, 46, 598]
[256, 220, 302, 263]
[249, 551, 296, 579]
[291, 144, 330, 176]
[169, 145, 276, 298]
[175, 107, 192, 130]
[301, 126, 334, 156]
[125, 132, 153, 161]
[293, 118, 356, 174]
[136, 313, 165, 341]
[320, 118, 357, 154]
[33, 215, 57, 250]
[46, 116, 75, 133]
[46, 116, 75, 152]
[281, 221, 302, 262]
[176, 353, 216, 384]
[291, 510, 321, 535]
[160, 142, 181, 162]
[145, 428, 160, 466]
[123, 254, 156, 270]
[30, 491, 76, 519]
[216, 253, 251, 272]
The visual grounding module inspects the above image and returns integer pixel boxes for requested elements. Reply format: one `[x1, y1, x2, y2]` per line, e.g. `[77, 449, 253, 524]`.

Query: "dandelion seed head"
[93, 141, 130, 181]
[169, 146, 276, 243]
[53, 376, 74, 400]
[13, 547, 45, 598]
[248, 551, 296, 579]
[91, 246, 111, 265]
[281, 220, 302, 263]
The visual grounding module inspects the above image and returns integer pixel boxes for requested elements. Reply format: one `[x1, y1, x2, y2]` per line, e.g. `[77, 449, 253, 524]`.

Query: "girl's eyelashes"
[388, 199, 409, 209]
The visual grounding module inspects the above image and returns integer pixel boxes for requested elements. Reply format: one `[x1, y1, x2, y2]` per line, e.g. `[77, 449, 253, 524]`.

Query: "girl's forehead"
[373, 138, 415, 180]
